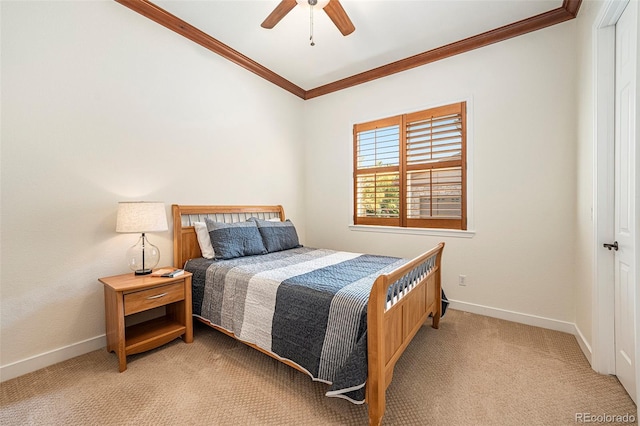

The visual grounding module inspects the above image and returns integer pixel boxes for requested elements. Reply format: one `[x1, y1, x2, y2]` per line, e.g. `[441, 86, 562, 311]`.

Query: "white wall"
[0, 1, 305, 379]
[636, 0, 640, 413]
[302, 20, 579, 325]
[1, 0, 610, 382]
[574, 0, 606, 358]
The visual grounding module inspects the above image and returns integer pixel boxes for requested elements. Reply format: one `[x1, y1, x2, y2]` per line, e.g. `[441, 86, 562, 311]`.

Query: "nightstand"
[99, 270, 193, 372]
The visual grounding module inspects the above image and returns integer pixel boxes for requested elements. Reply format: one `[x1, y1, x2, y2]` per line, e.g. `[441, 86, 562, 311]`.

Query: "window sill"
[348, 224, 475, 238]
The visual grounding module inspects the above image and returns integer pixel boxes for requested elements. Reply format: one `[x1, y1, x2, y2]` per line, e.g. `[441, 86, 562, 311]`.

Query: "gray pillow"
[204, 218, 267, 260]
[249, 217, 302, 253]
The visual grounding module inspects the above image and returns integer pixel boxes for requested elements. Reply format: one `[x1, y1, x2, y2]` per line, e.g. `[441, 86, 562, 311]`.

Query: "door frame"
[592, 0, 627, 377]
[592, 0, 639, 411]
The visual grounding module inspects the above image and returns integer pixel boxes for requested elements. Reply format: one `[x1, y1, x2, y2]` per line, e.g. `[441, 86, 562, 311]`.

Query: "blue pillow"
[204, 218, 267, 260]
[249, 218, 302, 253]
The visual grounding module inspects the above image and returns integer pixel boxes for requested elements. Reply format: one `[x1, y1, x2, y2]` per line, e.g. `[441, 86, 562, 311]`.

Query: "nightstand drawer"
[124, 282, 184, 315]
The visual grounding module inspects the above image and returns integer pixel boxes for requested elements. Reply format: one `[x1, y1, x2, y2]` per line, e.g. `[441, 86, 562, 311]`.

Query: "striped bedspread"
[185, 247, 413, 403]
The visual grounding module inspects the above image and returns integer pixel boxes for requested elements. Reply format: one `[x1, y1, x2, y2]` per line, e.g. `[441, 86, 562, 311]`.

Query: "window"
[353, 101, 467, 230]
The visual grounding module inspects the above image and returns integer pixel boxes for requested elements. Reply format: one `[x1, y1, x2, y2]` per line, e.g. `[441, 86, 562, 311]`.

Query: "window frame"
[353, 101, 468, 231]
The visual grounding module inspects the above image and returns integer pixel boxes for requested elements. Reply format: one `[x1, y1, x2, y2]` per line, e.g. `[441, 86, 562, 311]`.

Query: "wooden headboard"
[171, 205, 285, 268]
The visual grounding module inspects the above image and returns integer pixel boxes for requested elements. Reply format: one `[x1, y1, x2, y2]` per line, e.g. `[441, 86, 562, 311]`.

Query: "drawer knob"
[146, 292, 168, 300]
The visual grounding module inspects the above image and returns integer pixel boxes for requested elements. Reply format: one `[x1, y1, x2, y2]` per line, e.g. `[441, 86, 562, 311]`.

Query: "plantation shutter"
[404, 102, 466, 229]
[353, 116, 402, 226]
[353, 102, 466, 230]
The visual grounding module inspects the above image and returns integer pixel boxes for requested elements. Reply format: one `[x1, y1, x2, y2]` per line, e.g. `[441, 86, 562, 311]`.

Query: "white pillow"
[193, 221, 215, 259]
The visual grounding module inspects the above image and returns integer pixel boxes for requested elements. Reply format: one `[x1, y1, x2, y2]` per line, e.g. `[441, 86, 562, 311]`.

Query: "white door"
[613, 0, 637, 404]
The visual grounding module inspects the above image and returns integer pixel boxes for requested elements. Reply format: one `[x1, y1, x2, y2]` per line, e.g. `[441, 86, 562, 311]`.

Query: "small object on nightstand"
[151, 268, 184, 278]
[163, 269, 184, 277]
[99, 270, 193, 372]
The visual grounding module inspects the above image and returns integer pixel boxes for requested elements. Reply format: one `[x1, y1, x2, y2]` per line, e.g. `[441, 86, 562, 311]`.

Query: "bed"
[172, 204, 445, 425]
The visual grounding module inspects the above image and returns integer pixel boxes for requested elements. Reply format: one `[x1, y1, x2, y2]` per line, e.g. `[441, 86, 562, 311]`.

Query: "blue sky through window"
[357, 125, 400, 168]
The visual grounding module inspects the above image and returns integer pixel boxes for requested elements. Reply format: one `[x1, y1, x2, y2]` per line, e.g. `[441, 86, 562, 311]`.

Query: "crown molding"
[115, 0, 306, 99]
[306, 0, 582, 99]
[116, 0, 582, 100]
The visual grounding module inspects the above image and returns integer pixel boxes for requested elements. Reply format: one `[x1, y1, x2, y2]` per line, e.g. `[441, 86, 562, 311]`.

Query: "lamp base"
[126, 233, 161, 275]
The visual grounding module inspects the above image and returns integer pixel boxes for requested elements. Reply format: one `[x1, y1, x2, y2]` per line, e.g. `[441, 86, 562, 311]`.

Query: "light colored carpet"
[1, 309, 636, 425]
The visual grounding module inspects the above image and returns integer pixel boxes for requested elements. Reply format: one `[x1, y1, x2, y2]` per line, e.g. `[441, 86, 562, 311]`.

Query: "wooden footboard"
[172, 205, 444, 426]
[366, 243, 445, 426]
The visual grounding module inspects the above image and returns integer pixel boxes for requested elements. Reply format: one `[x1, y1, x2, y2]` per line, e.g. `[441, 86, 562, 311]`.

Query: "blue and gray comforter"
[185, 247, 446, 403]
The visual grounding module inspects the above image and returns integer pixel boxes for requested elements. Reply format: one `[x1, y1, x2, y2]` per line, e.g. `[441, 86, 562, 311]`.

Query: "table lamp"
[116, 201, 168, 275]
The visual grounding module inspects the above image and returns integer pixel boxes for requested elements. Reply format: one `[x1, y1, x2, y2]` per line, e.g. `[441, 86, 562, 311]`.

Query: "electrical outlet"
[459, 275, 467, 286]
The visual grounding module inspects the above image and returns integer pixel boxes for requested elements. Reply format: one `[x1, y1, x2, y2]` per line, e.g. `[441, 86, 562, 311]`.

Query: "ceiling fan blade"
[261, 0, 297, 29]
[323, 0, 355, 36]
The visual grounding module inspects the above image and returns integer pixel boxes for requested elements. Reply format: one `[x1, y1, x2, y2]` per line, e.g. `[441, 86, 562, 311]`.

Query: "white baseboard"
[0, 302, 595, 383]
[448, 299, 577, 334]
[448, 299, 593, 364]
[0, 334, 106, 382]
[573, 323, 593, 365]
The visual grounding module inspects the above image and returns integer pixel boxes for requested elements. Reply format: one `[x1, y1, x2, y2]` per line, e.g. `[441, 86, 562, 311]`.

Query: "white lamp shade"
[116, 202, 168, 233]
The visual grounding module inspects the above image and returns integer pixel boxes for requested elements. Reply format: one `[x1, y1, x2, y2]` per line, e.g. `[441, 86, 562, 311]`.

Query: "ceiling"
[120, 0, 581, 98]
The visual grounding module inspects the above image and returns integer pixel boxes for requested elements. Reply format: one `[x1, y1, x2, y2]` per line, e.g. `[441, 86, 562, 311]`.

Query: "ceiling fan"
[261, 0, 355, 37]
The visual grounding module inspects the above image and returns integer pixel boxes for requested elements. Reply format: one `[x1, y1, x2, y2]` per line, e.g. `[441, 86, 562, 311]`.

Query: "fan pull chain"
[309, 5, 315, 46]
